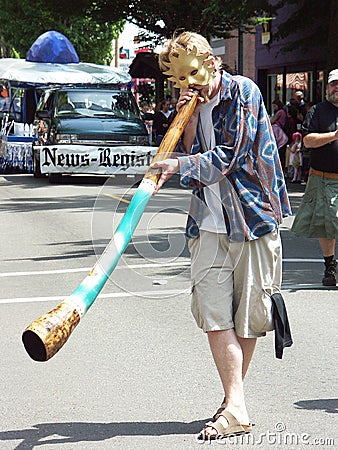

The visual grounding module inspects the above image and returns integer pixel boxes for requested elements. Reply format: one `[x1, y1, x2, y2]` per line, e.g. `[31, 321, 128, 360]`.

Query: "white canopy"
[0, 58, 131, 87]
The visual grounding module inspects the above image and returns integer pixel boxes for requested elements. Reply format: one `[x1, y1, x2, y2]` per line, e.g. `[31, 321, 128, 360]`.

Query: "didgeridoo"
[22, 91, 199, 361]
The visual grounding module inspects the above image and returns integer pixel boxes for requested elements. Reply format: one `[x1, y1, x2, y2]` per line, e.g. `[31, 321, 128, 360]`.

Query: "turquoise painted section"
[67, 184, 153, 313]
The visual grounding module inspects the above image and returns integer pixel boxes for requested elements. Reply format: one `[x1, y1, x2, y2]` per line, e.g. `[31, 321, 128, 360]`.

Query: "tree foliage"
[0, 0, 335, 68]
[91, 0, 277, 43]
[0, 0, 125, 63]
[1, 0, 276, 62]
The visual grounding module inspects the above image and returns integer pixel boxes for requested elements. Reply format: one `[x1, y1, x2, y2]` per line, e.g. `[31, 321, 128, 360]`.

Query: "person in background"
[139, 100, 154, 141]
[298, 101, 315, 183]
[286, 105, 298, 139]
[289, 97, 304, 127]
[295, 90, 307, 118]
[271, 99, 288, 170]
[168, 97, 178, 123]
[0, 85, 10, 112]
[150, 31, 292, 440]
[271, 99, 287, 128]
[169, 97, 178, 111]
[292, 69, 338, 286]
[152, 99, 174, 145]
[289, 132, 303, 183]
[295, 90, 305, 105]
[139, 100, 154, 121]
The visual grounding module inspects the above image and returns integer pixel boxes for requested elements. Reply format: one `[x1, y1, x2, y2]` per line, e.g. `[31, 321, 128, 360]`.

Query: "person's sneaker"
[322, 260, 337, 286]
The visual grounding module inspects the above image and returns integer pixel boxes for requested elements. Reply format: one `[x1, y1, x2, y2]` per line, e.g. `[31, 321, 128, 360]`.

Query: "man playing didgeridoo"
[150, 31, 292, 440]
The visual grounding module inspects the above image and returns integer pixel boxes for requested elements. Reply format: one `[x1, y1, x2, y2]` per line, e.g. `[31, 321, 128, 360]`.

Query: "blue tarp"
[26, 30, 80, 64]
[0, 30, 131, 86]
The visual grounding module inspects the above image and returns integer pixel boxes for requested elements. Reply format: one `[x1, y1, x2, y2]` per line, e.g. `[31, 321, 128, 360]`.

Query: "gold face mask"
[162, 45, 215, 90]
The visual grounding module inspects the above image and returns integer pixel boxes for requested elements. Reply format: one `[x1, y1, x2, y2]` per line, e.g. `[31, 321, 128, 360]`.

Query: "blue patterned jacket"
[177, 72, 291, 242]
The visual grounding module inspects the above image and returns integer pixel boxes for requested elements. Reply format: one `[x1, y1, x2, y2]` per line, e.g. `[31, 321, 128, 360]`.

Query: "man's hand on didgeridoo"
[150, 158, 179, 194]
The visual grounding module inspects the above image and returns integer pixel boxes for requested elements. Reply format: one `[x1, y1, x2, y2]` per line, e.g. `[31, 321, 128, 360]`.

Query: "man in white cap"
[292, 69, 338, 286]
[295, 90, 306, 107]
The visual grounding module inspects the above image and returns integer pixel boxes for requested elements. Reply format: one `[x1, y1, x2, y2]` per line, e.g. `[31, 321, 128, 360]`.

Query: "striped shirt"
[177, 72, 291, 242]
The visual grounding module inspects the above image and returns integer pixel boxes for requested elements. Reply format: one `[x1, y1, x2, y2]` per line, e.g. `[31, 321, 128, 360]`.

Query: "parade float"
[0, 31, 156, 181]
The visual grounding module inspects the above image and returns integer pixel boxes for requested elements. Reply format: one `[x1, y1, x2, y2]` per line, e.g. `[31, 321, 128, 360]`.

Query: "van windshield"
[55, 89, 141, 119]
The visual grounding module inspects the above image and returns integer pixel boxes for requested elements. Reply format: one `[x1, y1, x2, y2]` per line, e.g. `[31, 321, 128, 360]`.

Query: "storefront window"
[267, 71, 325, 114]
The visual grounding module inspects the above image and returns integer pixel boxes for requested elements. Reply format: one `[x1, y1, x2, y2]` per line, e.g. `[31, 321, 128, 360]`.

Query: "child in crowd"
[289, 132, 303, 183]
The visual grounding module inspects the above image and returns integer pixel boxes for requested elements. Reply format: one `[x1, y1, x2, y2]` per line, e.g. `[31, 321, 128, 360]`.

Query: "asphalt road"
[0, 173, 336, 450]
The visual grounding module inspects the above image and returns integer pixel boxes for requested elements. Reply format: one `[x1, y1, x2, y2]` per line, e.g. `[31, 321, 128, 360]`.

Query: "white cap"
[328, 69, 338, 83]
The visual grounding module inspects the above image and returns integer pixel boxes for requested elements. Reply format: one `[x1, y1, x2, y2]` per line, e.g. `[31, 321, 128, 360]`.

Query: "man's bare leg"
[237, 335, 257, 379]
[213, 334, 257, 420]
[203, 329, 254, 436]
[319, 238, 336, 256]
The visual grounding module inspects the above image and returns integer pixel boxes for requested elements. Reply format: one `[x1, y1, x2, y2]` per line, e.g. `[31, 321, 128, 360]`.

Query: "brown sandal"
[198, 411, 253, 440]
[212, 396, 226, 420]
[213, 397, 255, 425]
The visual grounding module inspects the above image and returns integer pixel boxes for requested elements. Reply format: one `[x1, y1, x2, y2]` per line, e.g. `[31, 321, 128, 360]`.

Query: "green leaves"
[0, 0, 334, 67]
[0, 0, 124, 64]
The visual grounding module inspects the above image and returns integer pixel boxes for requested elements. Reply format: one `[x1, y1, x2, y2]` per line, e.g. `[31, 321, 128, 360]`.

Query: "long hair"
[272, 99, 284, 111]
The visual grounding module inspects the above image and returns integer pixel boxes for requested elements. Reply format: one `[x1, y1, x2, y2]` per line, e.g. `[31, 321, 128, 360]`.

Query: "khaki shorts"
[189, 229, 282, 338]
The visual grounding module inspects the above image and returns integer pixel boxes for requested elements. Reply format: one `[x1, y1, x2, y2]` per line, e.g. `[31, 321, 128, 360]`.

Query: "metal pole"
[115, 38, 119, 68]
[238, 22, 244, 75]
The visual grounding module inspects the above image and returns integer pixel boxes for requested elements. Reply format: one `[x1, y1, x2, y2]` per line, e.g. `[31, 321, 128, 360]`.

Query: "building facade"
[210, 3, 330, 115]
[255, 4, 328, 115]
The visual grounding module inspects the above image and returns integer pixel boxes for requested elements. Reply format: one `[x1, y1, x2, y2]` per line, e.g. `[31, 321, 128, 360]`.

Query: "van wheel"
[49, 173, 63, 184]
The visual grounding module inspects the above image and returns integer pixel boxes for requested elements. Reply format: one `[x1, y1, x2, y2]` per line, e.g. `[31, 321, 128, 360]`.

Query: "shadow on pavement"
[283, 284, 338, 291]
[0, 418, 207, 449]
[294, 398, 338, 414]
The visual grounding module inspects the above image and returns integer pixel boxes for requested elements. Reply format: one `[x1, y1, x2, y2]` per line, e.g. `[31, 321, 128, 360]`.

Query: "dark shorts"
[292, 173, 338, 239]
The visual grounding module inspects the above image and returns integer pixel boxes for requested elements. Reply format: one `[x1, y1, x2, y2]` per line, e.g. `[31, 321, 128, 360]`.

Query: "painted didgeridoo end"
[22, 301, 80, 361]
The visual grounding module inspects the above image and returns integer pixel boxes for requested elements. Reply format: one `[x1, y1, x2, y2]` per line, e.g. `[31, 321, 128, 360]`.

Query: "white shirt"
[198, 92, 227, 233]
